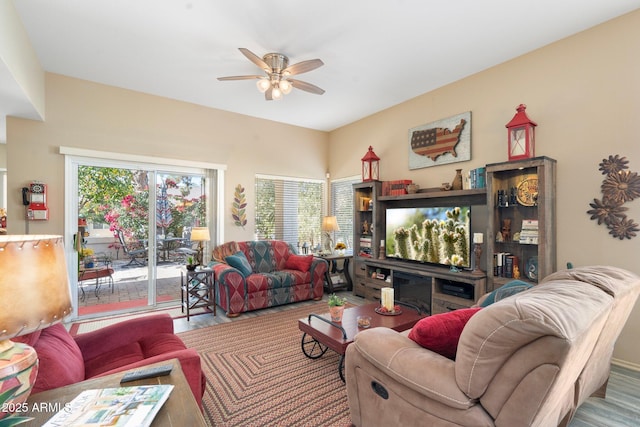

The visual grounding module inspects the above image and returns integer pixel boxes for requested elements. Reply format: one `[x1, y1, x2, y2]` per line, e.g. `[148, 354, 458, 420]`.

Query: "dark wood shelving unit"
[485, 156, 556, 292]
[352, 181, 383, 298]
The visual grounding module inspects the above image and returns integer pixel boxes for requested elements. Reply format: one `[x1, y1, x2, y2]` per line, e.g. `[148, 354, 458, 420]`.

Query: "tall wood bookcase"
[485, 156, 557, 292]
[352, 181, 382, 297]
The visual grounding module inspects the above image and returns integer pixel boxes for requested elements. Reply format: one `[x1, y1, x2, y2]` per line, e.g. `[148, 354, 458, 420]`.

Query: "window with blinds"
[255, 176, 325, 251]
[331, 177, 359, 249]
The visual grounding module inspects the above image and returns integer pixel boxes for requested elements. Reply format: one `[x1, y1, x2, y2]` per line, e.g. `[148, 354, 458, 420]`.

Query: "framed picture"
[408, 111, 471, 169]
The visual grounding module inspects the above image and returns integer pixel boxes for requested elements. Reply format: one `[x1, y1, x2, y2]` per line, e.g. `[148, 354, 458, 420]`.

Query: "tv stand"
[358, 258, 486, 315]
[352, 183, 488, 314]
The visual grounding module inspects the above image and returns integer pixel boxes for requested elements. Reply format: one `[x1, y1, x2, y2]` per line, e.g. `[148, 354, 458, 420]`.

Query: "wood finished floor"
[173, 291, 640, 426]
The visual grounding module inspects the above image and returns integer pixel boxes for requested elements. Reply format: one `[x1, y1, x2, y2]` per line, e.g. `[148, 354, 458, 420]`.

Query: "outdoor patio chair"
[116, 229, 148, 266]
[173, 227, 198, 262]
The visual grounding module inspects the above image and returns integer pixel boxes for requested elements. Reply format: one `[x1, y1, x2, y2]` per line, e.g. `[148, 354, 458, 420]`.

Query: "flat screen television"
[385, 206, 471, 268]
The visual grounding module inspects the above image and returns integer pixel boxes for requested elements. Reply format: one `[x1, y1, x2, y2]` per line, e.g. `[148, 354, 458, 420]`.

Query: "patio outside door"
[76, 165, 207, 318]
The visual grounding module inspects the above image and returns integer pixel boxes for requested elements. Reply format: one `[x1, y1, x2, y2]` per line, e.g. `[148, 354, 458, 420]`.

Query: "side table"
[22, 359, 206, 426]
[315, 253, 353, 293]
[181, 268, 216, 320]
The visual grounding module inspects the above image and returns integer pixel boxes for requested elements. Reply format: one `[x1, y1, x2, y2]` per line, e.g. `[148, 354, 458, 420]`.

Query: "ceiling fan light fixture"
[256, 78, 270, 93]
[280, 79, 293, 94]
[220, 48, 324, 101]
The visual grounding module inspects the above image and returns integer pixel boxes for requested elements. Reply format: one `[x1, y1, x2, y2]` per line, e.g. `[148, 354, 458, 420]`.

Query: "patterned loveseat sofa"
[210, 240, 328, 317]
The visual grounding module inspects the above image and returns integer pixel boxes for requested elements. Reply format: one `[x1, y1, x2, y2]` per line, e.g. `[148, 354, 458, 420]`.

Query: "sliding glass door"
[153, 172, 207, 306]
[70, 158, 213, 319]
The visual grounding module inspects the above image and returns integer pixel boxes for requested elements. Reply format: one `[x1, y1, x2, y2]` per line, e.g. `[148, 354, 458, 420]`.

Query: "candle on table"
[473, 233, 483, 244]
[381, 287, 394, 311]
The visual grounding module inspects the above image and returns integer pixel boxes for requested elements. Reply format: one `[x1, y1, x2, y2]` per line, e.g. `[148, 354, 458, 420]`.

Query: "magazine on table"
[43, 385, 174, 427]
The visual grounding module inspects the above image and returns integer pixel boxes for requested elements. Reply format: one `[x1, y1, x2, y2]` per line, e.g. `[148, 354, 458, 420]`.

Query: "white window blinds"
[255, 175, 325, 251]
[331, 177, 359, 249]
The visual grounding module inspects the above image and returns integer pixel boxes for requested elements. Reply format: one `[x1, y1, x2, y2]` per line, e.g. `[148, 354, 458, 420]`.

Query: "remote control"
[120, 364, 173, 383]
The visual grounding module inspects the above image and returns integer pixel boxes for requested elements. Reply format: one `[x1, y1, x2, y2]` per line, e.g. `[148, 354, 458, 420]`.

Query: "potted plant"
[334, 242, 347, 255]
[186, 256, 197, 271]
[80, 248, 95, 268]
[328, 293, 347, 322]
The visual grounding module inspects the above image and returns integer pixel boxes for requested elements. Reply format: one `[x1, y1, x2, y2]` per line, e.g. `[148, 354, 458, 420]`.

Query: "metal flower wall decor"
[587, 155, 640, 240]
[232, 184, 247, 228]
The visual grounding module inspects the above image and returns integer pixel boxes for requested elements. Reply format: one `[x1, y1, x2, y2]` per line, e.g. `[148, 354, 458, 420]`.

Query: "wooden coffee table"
[298, 302, 424, 381]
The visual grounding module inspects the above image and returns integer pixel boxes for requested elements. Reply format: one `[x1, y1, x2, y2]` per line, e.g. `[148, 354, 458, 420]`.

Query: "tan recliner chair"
[539, 266, 640, 423]
[345, 266, 640, 427]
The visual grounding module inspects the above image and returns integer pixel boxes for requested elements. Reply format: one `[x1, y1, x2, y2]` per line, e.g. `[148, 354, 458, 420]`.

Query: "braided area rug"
[178, 302, 353, 427]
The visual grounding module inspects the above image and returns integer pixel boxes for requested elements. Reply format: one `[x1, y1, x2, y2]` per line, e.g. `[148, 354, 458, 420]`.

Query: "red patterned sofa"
[210, 240, 328, 317]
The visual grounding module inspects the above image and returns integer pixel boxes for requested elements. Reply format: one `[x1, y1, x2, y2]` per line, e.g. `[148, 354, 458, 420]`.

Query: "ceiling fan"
[218, 48, 325, 101]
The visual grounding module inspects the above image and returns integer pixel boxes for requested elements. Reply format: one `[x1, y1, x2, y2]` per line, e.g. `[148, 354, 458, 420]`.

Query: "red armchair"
[14, 314, 205, 408]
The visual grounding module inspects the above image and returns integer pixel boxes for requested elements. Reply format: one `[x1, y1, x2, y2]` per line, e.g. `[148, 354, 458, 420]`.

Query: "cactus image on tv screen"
[385, 206, 471, 268]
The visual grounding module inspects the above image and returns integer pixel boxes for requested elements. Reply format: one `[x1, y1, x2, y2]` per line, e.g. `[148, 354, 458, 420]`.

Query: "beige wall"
[6, 74, 329, 241]
[329, 10, 640, 367]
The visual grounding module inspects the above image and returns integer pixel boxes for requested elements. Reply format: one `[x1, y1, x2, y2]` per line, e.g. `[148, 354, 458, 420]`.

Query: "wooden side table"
[181, 268, 216, 320]
[315, 253, 353, 293]
[22, 359, 206, 426]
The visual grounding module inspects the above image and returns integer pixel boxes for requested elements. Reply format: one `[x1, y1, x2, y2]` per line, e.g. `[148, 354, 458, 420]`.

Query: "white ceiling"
[2, 0, 639, 140]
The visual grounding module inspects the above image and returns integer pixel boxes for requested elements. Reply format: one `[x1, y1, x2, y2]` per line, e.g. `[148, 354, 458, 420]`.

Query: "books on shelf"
[519, 219, 539, 244]
[381, 180, 412, 196]
[358, 246, 372, 257]
[470, 167, 486, 189]
[493, 252, 519, 278]
[359, 237, 372, 248]
[43, 385, 174, 427]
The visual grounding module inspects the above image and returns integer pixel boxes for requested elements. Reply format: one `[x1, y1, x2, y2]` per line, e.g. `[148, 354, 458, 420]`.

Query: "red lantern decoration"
[361, 146, 380, 182]
[505, 104, 537, 161]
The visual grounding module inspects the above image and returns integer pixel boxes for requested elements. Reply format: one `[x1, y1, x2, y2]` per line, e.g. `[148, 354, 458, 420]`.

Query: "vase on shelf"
[451, 169, 463, 191]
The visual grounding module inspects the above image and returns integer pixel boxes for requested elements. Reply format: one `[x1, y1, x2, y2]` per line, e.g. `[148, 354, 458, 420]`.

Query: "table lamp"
[0, 235, 72, 417]
[190, 227, 210, 266]
[321, 216, 340, 254]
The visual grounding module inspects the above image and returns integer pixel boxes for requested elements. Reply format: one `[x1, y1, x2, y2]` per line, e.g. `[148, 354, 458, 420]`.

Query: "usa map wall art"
[408, 111, 471, 170]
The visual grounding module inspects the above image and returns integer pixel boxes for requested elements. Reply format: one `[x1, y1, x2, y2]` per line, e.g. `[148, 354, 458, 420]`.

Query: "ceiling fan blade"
[217, 75, 263, 81]
[239, 48, 270, 72]
[283, 59, 324, 76]
[289, 79, 325, 95]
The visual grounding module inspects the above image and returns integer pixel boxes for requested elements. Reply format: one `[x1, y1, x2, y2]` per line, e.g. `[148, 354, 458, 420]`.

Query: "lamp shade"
[0, 235, 72, 416]
[0, 235, 72, 340]
[321, 216, 340, 232]
[190, 227, 210, 242]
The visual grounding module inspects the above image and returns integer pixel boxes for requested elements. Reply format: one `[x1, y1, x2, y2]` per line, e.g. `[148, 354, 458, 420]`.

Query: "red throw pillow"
[31, 324, 85, 394]
[284, 255, 314, 272]
[408, 307, 482, 359]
